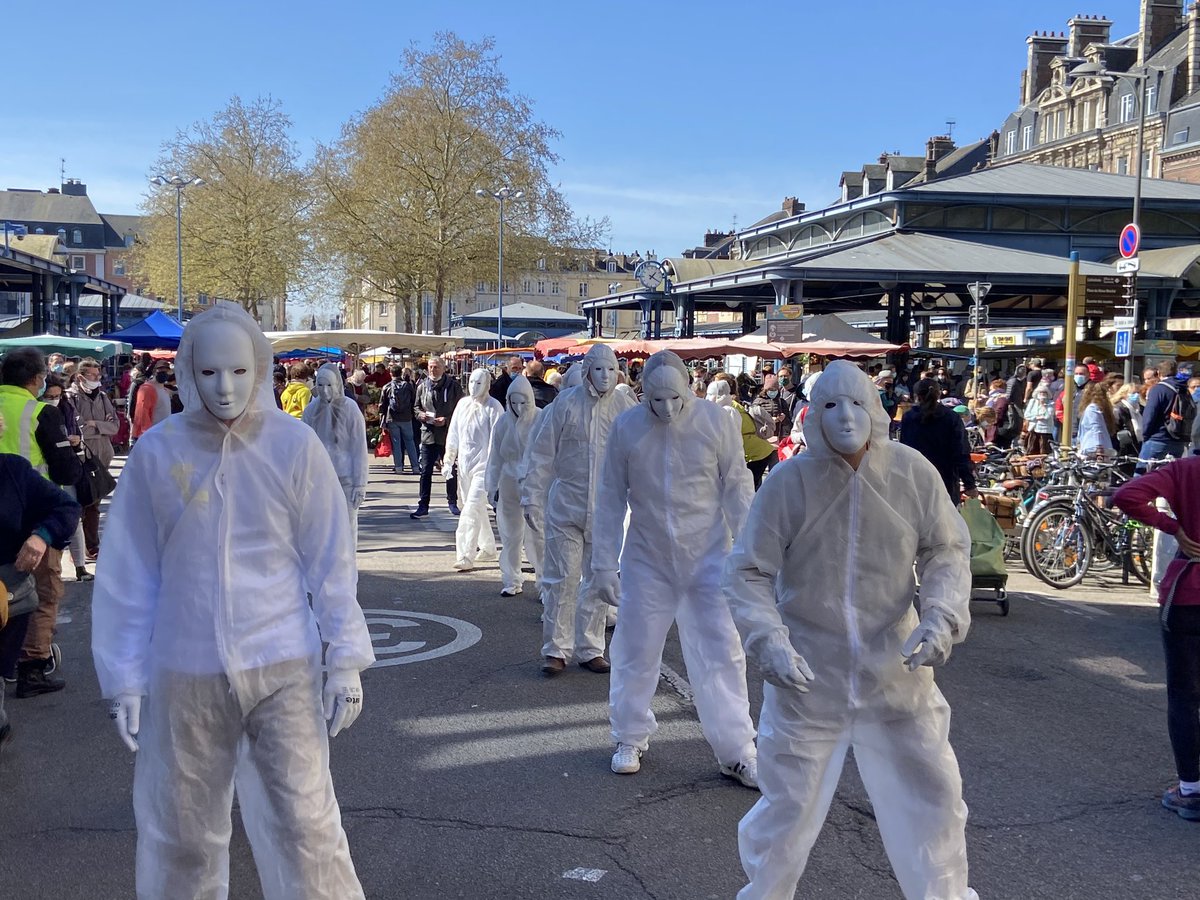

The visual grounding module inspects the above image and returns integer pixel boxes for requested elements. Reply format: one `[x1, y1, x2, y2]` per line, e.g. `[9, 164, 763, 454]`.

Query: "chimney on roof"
[47, 188, 59, 194]
[1189, 2, 1200, 94]
[60, 179, 87, 196]
[1068, 14, 1113, 57]
[923, 135, 957, 181]
[1140, 0, 1185, 65]
[781, 197, 805, 216]
[1022, 30, 1069, 105]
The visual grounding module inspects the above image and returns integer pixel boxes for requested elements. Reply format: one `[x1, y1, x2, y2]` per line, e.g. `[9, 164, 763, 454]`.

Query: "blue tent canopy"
[100, 310, 184, 350]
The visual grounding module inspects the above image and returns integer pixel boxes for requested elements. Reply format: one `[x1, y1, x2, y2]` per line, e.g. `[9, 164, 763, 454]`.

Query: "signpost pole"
[1124, 273, 1138, 383]
[1063, 252, 1081, 447]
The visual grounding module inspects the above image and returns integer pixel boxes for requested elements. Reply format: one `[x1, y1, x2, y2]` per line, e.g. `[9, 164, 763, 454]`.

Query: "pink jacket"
[1113, 458, 1200, 606]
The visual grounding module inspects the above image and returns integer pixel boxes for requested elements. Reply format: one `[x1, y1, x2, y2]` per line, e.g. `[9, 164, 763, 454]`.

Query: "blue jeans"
[1138, 437, 1187, 473]
[387, 421, 419, 472]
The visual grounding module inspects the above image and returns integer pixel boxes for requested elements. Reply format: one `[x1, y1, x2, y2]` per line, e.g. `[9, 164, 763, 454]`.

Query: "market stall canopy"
[264, 329, 463, 354]
[99, 310, 184, 349]
[0, 333, 132, 359]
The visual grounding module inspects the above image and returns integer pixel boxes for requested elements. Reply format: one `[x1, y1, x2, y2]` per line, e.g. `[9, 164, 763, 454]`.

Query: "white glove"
[523, 506, 541, 533]
[323, 668, 364, 737]
[350, 488, 366, 507]
[589, 570, 621, 607]
[443, 451, 457, 476]
[901, 611, 955, 671]
[109, 693, 143, 752]
[757, 633, 814, 692]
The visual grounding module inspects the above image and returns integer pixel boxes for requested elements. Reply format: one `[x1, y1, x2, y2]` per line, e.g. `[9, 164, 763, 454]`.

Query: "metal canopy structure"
[580, 163, 1200, 347]
[0, 241, 126, 337]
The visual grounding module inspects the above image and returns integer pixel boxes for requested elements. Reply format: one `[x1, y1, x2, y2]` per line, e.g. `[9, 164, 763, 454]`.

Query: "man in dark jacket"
[411, 358, 464, 519]
[490, 356, 525, 406]
[1140, 360, 1189, 469]
[0, 348, 83, 697]
[525, 360, 559, 408]
[380, 366, 419, 475]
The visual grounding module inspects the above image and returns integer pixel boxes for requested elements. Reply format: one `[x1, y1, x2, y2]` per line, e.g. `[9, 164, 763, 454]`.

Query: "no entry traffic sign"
[1119, 223, 1140, 259]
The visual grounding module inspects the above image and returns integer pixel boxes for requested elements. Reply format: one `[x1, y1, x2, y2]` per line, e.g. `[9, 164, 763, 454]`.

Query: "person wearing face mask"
[520, 343, 637, 675]
[1054, 365, 1091, 442]
[0, 349, 83, 697]
[42, 374, 91, 583]
[67, 357, 118, 562]
[91, 302, 374, 899]
[132, 361, 174, 440]
[593, 352, 759, 786]
[303, 364, 369, 548]
[724, 360, 976, 900]
[752, 373, 787, 440]
[444, 368, 502, 571]
[486, 375, 543, 596]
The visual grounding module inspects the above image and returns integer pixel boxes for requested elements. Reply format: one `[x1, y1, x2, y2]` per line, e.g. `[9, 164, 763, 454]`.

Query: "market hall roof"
[905, 164, 1200, 201]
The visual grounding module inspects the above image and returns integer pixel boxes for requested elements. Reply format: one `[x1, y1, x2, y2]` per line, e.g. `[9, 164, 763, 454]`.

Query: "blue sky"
[3, 1, 1142, 257]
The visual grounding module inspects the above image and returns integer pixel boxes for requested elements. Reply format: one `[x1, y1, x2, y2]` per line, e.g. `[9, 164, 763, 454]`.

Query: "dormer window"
[72, 229, 82, 244]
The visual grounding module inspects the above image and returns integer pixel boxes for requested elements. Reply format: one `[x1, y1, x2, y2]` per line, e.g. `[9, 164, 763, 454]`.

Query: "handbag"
[0, 563, 39, 627]
[374, 430, 393, 458]
[80, 443, 117, 504]
[959, 498, 1007, 579]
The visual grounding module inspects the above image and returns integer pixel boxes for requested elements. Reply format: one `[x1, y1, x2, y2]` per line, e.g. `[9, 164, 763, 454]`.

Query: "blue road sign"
[1115, 328, 1132, 357]
[1119, 224, 1140, 259]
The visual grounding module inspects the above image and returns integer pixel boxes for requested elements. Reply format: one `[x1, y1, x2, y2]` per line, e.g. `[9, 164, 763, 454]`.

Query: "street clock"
[635, 259, 666, 290]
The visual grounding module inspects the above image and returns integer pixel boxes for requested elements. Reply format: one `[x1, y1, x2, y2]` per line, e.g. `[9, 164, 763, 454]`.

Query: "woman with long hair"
[1077, 380, 1117, 457]
[899, 379, 979, 502]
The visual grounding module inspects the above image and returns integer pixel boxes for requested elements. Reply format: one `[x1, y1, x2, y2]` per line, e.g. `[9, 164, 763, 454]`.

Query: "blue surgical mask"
[1192, 388, 1200, 404]
[1074, 374, 1088, 387]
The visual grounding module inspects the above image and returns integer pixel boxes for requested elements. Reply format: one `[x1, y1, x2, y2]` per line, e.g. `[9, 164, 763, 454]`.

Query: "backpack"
[1165, 381, 1196, 443]
[996, 401, 1022, 440]
[749, 403, 775, 440]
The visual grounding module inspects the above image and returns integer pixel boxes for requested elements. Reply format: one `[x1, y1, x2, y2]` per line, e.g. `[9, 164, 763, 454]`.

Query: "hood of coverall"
[174, 301, 277, 425]
[469, 368, 492, 401]
[580, 343, 619, 397]
[505, 374, 536, 427]
[640, 350, 691, 423]
[706, 379, 733, 407]
[563, 363, 583, 389]
[803, 360, 891, 460]
[304, 363, 360, 452]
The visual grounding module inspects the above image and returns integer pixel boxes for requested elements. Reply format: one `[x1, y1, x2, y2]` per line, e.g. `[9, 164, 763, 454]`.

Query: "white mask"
[706, 381, 731, 407]
[469, 369, 491, 400]
[820, 395, 872, 456]
[315, 368, 342, 404]
[81, 378, 101, 392]
[649, 387, 684, 422]
[587, 362, 616, 396]
[509, 393, 530, 418]
[44, 397, 60, 407]
[192, 319, 257, 422]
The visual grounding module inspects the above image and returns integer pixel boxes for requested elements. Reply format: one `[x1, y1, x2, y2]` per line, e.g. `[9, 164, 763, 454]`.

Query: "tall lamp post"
[150, 174, 204, 322]
[475, 186, 524, 349]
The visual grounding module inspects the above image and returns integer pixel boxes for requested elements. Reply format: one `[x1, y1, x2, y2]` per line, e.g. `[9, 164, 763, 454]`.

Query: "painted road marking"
[363, 609, 482, 667]
[562, 867, 607, 883]
[659, 662, 694, 703]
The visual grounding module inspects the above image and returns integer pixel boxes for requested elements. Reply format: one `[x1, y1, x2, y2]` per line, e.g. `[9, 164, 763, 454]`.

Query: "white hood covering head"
[174, 302, 277, 421]
[505, 374, 536, 426]
[804, 360, 891, 459]
[563, 363, 583, 389]
[581, 343, 619, 395]
[706, 379, 733, 407]
[304, 363, 361, 455]
[640, 350, 691, 422]
[469, 368, 492, 400]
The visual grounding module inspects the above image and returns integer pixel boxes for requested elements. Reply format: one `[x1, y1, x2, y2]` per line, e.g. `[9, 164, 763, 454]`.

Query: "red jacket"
[1113, 457, 1200, 605]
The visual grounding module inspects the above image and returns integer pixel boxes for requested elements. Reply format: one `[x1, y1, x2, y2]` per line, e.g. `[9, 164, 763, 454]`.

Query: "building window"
[536, 257, 546, 270]
[552, 304, 560, 311]
[1117, 157, 1128, 175]
[72, 229, 82, 244]
[70, 255, 85, 270]
[124, 233, 134, 248]
[377, 302, 388, 317]
[578, 282, 589, 298]
[1120, 93, 1135, 124]
[476, 280, 486, 293]
[113, 258, 126, 276]
[1004, 130, 1017, 155]
[605, 260, 617, 273]
[1022, 124, 1034, 150]
[1174, 128, 1190, 145]
[551, 280, 561, 294]
[422, 299, 433, 320]
[537, 280, 545, 294]
[1148, 83, 1159, 114]
[522, 280, 531, 293]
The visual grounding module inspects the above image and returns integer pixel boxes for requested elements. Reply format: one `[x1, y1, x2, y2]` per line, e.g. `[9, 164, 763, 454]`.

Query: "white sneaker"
[720, 758, 759, 790]
[476, 550, 498, 562]
[453, 559, 474, 571]
[611, 743, 643, 774]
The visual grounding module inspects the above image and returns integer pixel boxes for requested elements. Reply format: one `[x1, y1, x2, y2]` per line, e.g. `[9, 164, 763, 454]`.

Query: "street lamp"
[475, 186, 524, 348]
[150, 174, 204, 322]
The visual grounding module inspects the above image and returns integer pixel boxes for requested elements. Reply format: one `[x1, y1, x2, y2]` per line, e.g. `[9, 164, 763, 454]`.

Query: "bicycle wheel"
[1020, 500, 1071, 576]
[1125, 523, 1154, 586]
[1025, 506, 1092, 589]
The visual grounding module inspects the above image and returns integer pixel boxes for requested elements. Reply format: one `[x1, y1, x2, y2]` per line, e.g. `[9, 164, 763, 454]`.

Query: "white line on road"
[659, 662, 694, 703]
[562, 867, 607, 883]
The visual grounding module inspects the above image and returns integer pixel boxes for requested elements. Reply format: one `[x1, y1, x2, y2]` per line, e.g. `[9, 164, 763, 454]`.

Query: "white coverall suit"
[302, 363, 369, 548]
[91, 304, 375, 900]
[724, 360, 976, 900]
[445, 369, 502, 569]
[593, 351, 757, 765]
[485, 375, 543, 595]
[520, 344, 636, 663]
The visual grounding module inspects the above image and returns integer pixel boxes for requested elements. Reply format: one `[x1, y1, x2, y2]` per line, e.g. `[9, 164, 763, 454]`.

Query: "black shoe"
[15, 658, 65, 698]
[0, 721, 12, 753]
[448, 503, 461, 517]
[410, 507, 430, 519]
[76, 566, 94, 582]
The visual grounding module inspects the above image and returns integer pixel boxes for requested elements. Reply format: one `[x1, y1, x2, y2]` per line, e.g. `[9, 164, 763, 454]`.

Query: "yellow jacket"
[280, 381, 311, 419]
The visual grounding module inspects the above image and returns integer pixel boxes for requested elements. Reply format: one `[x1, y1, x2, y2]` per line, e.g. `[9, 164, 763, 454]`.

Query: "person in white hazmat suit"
[592, 351, 760, 787]
[445, 368, 502, 571]
[485, 374, 543, 596]
[706, 378, 741, 425]
[302, 363, 368, 548]
[520, 343, 636, 676]
[91, 302, 375, 900]
[724, 359, 977, 900]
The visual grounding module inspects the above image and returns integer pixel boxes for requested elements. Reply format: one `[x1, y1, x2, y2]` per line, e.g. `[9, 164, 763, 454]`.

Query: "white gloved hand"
[589, 570, 621, 607]
[757, 633, 814, 692]
[323, 668, 364, 737]
[350, 488, 366, 507]
[109, 693, 143, 752]
[523, 506, 541, 533]
[901, 611, 955, 671]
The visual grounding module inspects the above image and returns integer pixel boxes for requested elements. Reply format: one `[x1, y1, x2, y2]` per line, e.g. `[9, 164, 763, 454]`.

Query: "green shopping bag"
[960, 498, 1007, 578]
